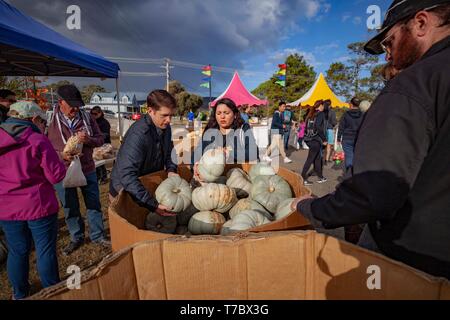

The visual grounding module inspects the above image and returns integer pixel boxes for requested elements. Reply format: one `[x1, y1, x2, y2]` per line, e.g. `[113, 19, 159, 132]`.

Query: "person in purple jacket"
[0, 101, 66, 300]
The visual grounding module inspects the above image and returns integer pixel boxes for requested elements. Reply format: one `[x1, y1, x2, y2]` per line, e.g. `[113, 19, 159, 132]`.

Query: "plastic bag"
[63, 156, 87, 188]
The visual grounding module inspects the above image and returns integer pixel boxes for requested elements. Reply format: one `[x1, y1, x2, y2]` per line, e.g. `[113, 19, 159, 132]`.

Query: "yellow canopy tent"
[288, 73, 349, 108]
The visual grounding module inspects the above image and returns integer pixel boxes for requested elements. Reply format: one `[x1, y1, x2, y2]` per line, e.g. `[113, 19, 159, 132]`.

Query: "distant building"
[85, 92, 148, 113]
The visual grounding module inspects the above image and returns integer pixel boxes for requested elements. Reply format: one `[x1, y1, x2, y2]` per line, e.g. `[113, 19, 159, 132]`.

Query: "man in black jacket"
[110, 90, 178, 217]
[337, 97, 363, 170]
[295, 0, 450, 279]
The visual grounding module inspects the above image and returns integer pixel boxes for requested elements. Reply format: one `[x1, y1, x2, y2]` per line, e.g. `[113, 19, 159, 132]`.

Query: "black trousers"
[301, 139, 323, 179]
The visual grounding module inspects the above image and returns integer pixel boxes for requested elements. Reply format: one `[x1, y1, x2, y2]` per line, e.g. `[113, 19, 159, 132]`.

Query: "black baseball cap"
[57, 84, 85, 108]
[364, 0, 450, 55]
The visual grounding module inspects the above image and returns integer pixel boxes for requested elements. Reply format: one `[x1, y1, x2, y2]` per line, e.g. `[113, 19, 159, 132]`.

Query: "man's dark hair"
[147, 90, 177, 110]
[430, 3, 450, 27]
[278, 101, 286, 107]
[0, 89, 16, 99]
[350, 97, 361, 108]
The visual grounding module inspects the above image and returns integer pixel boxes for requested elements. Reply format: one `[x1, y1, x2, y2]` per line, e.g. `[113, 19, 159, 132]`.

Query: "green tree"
[168, 80, 186, 96]
[326, 62, 353, 101]
[80, 84, 106, 104]
[325, 42, 380, 100]
[252, 53, 316, 116]
[175, 91, 203, 117]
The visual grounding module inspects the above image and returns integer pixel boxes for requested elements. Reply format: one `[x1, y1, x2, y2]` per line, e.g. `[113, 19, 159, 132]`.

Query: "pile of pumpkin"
[145, 148, 297, 236]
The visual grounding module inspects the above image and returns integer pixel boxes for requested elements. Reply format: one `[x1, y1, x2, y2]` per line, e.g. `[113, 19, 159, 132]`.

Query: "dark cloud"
[7, 0, 326, 95]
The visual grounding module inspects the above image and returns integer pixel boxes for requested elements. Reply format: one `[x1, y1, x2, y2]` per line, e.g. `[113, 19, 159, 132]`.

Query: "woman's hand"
[155, 204, 177, 217]
[193, 163, 203, 182]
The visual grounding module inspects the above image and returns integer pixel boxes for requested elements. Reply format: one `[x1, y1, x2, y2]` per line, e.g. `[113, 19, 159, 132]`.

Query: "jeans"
[0, 214, 60, 299]
[342, 141, 355, 169]
[283, 127, 291, 150]
[54, 171, 105, 243]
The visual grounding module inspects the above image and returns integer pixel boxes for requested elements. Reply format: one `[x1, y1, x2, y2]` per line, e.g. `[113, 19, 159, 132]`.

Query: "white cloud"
[353, 16, 362, 25]
[342, 14, 351, 22]
[314, 42, 339, 53]
[269, 48, 322, 69]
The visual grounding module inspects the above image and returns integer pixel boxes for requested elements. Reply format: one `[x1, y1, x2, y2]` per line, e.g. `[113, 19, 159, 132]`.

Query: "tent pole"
[116, 77, 123, 139]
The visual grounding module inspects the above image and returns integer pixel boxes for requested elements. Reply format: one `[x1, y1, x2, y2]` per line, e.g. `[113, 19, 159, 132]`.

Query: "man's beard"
[393, 28, 422, 70]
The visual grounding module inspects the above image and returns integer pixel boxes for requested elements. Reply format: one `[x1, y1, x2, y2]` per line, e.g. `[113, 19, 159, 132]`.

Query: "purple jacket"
[0, 121, 66, 221]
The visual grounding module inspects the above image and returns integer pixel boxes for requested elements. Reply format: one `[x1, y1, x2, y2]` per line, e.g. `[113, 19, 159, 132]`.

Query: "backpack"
[304, 118, 318, 141]
[283, 110, 292, 124]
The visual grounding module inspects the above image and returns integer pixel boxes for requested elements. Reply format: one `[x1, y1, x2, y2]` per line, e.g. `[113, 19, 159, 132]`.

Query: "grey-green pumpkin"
[220, 210, 271, 235]
[177, 203, 199, 226]
[251, 175, 292, 213]
[192, 183, 238, 213]
[197, 148, 226, 182]
[229, 198, 271, 220]
[155, 176, 192, 213]
[248, 163, 276, 181]
[144, 212, 177, 234]
[226, 168, 252, 198]
[275, 198, 296, 220]
[188, 211, 226, 235]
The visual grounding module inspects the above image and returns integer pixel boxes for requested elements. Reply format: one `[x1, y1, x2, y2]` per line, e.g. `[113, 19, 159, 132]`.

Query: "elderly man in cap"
[294, 0, 450, 279]
[48, 85, 109, 256]
[0, 101, 66, 299]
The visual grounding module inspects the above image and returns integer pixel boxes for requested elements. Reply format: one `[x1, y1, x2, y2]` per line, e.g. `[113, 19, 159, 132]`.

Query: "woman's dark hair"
[305, 100, 323, 122]
[147, 90, 177, 111]
[204, 98, 244, 133]
[323, 99, 332, 120]
[91, 106, 104, 117]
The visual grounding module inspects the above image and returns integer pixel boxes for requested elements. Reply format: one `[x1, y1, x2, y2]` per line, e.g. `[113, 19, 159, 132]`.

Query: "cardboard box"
[30, 231, 450, 300]
[109, 164, 312, 252]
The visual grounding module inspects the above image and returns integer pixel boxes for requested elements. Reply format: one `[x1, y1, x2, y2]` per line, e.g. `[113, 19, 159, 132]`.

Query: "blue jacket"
[270, 111, 283, 132]
[110, 114, 177, 211]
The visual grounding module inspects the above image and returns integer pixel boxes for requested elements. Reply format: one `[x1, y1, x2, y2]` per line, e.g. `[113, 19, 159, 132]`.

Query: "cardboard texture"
[109, 164, 312, 252]
[30, 231, 450, 300]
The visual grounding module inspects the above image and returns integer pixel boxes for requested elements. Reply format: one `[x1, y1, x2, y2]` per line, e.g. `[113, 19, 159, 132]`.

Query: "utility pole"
[162, 58, 171, 92]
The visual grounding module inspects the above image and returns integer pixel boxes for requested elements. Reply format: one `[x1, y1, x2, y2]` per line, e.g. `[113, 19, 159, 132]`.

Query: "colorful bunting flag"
[275, 63, 287, 87]
[201, 65, 212, 89]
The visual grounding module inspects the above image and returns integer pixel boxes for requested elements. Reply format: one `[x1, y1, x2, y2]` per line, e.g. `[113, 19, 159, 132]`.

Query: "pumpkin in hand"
[192, 183, 237, 213]
[188, 211, 226, 235]
[251, 175, 292, 213]
[197, 148, 227, 182]
[155, 176, 192, 213]
[226, 168, 252, 198]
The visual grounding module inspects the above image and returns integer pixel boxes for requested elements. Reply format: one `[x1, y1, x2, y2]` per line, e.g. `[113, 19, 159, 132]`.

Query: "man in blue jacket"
[110, 90, 178, 217]
[263, 102, 292, 163]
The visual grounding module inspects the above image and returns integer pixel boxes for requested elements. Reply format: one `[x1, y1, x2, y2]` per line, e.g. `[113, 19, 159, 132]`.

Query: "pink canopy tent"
[211, 71, 268, 107]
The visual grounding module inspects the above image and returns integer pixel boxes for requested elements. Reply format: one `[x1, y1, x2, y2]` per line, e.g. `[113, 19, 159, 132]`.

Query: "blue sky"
[240, 0, 392, 92]
[9, 0, 393, 98]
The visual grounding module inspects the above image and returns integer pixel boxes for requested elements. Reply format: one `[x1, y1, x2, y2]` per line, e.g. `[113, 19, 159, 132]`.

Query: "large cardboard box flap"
[30, 231, 449, 300]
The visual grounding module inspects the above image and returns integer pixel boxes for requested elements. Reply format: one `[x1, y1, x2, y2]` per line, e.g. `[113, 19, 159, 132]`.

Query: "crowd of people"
[0, 0, 448, 299]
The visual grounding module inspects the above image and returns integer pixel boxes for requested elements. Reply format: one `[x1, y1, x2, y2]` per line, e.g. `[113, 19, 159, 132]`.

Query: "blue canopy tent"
[0, 0, 125, 135]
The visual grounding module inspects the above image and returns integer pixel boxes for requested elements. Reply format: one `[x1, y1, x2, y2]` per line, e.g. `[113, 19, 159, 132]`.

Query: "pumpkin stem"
[269, 187, 275, 193]
[172, 188, 180, 194]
